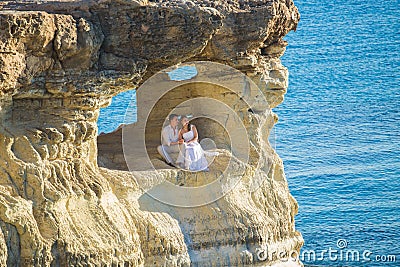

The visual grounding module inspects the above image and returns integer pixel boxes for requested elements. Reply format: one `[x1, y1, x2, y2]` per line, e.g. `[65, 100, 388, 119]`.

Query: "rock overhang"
[0, 0, 299, 100]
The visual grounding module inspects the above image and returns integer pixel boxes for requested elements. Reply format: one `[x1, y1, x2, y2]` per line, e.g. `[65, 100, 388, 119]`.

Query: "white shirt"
[161, 124, 179, 146]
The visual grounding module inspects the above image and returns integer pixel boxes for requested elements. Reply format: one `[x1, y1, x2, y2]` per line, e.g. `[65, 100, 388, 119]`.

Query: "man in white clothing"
[157, 114, 184, 166]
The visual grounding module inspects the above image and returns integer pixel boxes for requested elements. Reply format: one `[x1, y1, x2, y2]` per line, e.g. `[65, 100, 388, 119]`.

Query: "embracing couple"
[157, 114, 209, 171]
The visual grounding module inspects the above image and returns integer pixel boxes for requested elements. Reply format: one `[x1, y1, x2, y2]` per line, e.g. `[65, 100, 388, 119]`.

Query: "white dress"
[180, 125, 209, 171]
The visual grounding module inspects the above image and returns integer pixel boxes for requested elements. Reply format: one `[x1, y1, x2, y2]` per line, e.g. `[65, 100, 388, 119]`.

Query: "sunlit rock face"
[0, 1, 302, 266]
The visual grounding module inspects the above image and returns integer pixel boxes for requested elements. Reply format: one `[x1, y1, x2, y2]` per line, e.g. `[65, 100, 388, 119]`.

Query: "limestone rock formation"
[0, 0, 302, 266]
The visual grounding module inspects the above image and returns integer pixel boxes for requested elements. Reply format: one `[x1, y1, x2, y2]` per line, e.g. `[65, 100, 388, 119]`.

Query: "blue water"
[98, 90, 136, 134]
[98, 0, 400, 266]
[167, 65, 198, 81]
[276, 0, 400, 266]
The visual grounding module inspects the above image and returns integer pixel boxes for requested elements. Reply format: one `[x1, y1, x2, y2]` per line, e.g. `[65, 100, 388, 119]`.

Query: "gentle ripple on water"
[276, 0, 400, 266]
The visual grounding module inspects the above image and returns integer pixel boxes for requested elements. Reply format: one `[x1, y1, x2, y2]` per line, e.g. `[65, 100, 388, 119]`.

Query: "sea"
[98, 0, 400, 266]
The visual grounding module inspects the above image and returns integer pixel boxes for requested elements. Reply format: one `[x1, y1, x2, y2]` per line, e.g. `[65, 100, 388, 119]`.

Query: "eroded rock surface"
[0, 0, 302, 266]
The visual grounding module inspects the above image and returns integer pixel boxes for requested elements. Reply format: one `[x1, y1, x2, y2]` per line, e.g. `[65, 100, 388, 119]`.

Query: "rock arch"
[0, 1, 302, 266]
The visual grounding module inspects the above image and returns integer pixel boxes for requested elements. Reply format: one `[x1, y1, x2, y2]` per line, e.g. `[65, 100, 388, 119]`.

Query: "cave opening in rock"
[98, 65, 197, 135]
[140, 80, 255, 176]
[98, 90, 137, 135]
[97, 66, 204, 170]
[144, 82, 233, 163]
[167, 65, 198, 81]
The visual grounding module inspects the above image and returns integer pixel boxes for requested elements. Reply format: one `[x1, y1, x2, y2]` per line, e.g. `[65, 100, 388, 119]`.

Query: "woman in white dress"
[176, 116, 209, 171]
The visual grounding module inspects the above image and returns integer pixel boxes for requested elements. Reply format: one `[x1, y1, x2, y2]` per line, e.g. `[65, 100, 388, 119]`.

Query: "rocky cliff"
[0, 0, 302, 266]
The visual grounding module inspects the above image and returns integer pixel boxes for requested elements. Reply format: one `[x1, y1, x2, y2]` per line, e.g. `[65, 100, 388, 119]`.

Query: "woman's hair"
[181, 115, 192, 131]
